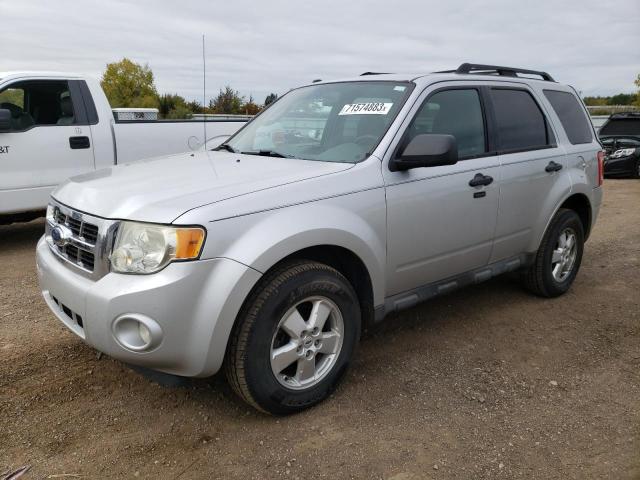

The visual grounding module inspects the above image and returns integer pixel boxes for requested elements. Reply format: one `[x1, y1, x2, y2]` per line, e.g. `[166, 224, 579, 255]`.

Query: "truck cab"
[0, 71, 247, 223]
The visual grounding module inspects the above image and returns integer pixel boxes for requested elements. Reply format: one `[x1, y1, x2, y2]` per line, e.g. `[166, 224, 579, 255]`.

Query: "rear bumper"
[36, 236, 261, 377]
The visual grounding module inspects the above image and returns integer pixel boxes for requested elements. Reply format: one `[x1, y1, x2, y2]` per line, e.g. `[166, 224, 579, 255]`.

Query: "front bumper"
[603, 155, 637, 177]
[36, 236, 261, 377]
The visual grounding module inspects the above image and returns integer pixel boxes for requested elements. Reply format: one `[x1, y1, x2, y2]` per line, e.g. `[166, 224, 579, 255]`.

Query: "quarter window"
[543, 90, 593, 144]
[408, 89, 486, 158]
[490, 89, 550, 152]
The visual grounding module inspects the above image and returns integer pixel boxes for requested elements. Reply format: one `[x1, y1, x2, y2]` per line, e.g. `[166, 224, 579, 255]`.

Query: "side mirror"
[0, 109, 11, 133]
[390, 134, 458, 171]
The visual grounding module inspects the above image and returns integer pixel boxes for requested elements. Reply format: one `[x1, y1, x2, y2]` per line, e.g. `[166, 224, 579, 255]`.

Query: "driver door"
[382, 84, 500, 296]
[0, 79, 95, 212]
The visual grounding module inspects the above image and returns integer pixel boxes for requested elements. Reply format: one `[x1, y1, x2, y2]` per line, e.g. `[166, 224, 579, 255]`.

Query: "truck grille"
[45, 200, 117, 280]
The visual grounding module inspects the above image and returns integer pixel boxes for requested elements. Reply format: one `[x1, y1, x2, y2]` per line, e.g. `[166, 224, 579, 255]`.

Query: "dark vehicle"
[599, 112, 640, 178]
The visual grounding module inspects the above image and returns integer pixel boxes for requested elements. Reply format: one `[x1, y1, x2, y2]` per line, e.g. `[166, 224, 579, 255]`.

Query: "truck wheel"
[224, 260, 361, 415]
[522, 208, 584, 298]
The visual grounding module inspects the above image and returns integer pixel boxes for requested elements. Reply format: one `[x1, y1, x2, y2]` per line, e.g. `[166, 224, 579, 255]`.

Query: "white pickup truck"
[0, 71, 248, 223]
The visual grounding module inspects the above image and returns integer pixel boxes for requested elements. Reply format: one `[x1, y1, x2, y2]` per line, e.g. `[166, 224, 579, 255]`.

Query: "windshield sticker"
[393, 85, 407, 92]
[338, 102, 393, 115]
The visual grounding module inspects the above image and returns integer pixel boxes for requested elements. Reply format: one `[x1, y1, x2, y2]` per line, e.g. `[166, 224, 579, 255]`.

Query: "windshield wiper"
[240, 150, 293, 158]
[213, 143, 237, 153]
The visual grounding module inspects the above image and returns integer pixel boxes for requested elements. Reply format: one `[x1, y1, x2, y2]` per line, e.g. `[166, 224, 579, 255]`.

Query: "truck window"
[407, 89, 486, 159]
[543, 90, 593, 144]
[0, 80, 77, 131]
[490, 88, 550, 152]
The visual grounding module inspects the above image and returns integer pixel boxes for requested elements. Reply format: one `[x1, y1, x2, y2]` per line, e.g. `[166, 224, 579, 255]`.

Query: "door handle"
[69, 136, 90, 149]
[468, 173, 493, 187]
[545, 161, 563, 173]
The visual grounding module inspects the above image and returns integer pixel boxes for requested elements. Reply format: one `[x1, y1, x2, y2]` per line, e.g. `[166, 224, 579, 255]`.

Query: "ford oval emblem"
[51, 225, 72, 247]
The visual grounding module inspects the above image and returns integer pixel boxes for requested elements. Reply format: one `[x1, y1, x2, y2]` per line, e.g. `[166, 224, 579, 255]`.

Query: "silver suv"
[37, 63, 604, 414]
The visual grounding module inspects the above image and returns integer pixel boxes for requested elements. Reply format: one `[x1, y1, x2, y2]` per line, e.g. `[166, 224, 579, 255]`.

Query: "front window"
[0, 80, 76, 131]
[221, 81, 414, 163]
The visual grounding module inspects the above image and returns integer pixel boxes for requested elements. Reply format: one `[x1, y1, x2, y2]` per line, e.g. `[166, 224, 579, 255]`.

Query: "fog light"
[138, 322, 151, 345]
[112, 313, 162, 352]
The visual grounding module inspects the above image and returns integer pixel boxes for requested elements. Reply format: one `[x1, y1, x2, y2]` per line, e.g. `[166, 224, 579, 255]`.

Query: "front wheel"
[224, 260, 361, 415]
[522, 208, 585, 297]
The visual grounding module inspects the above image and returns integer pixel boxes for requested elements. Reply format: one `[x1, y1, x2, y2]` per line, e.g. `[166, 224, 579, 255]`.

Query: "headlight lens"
[610, 148, 635, 158]
[110, 222, 205, 274]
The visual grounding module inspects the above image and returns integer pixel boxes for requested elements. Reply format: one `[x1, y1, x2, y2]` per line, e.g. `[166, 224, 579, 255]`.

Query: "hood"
[52, 151, 353, 223]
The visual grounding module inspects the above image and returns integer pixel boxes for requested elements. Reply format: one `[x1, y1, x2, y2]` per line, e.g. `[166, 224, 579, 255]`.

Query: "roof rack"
[360, 72, 392, 76]
[439, 63, 555, 82]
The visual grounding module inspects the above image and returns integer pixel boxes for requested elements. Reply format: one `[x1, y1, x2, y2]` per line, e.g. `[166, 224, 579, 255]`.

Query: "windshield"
[220, 81, 414, 163]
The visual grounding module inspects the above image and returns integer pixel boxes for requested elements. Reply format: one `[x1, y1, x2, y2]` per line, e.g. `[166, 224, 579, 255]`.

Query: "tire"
[632, 159, 640, 179]
[522, 208, 584, 298]
[224, 260, 361, 415]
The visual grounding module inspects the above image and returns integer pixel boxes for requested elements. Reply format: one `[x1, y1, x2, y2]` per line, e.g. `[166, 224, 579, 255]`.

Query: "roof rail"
[360, 72, 392, 76]
[450, 63, 555, 82]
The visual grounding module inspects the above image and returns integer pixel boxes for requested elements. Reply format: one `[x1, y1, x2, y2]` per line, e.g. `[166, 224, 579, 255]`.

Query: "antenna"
[202, 34, 207, 150]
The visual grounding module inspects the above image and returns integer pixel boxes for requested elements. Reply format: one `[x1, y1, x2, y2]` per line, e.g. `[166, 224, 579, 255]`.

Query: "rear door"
[0, 79, 95, 208]
[383, 83, 500, 296]
[486, 84, 571, 263]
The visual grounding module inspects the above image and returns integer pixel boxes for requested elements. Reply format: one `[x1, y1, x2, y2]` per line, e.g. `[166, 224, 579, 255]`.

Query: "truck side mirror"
[0, 109, 11, 132]
[390, 134, 458, 171]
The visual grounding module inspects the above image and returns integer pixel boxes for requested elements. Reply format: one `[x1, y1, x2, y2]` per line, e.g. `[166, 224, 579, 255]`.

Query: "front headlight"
[610, 148, 636, 158]
[110, 222, 205, 274]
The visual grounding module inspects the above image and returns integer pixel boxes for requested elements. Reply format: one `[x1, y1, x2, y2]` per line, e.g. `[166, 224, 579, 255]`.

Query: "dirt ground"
[1, 180, 638, 480]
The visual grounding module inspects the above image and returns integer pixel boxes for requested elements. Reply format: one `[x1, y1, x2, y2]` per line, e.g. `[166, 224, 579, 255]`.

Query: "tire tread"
[224, 260, 346, 414]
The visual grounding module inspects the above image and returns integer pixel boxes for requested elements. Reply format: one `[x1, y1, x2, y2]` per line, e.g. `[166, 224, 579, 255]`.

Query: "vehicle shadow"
[0, 218, 46, 250]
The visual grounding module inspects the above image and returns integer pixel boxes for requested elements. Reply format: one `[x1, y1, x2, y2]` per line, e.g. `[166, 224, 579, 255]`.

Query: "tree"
[635, 74, 640, 107]
[186, 100, 204, 114]
[101, 58, 159, 108]
[264, 93, 278, 106]
[241, 95, 261, 115]
[209, 86, 244, 114]
[158, 93, 192, 119]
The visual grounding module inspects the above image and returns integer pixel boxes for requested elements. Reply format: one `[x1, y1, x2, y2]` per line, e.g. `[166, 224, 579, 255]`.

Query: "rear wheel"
[522, 208, 584, 297]
[224, 260, 361, 415]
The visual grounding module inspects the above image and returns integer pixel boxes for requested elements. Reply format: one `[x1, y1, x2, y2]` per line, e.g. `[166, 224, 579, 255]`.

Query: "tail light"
[597, 150, 604, 187]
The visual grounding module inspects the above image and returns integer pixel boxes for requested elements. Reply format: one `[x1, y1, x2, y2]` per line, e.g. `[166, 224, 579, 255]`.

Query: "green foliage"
[0, 87, 24, 108]
[186, 100, 204, 114]
[241, 95, 261, 115]
[264, 93, 278, 106]
[101, 58, 159, 108]
[209, 86, 245, 114]
[158, 93, 192, 119]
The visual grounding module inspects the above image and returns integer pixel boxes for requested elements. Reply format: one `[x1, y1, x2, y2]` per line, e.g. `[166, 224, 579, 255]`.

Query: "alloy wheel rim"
[270, 296, 344, 390]
[551, 227, 578, 282]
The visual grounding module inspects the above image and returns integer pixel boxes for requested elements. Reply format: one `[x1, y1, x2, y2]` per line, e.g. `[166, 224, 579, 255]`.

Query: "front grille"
[46, 200, 116, 279]
[49, 206, 98, 271]
[53, 208, 99, 246]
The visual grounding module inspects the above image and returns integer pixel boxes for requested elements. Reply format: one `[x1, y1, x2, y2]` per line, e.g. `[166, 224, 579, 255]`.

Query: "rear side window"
[543, 90, 593, 144]
[490, 89, 550, 152]
[408, 89, 486, 158]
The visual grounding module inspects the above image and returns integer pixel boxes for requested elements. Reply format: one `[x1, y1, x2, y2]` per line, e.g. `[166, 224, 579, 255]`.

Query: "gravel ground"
[1, 180, 639, 480]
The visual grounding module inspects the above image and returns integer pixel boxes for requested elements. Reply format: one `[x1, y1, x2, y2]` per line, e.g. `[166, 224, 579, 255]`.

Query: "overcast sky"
[1, 0, 639, 103]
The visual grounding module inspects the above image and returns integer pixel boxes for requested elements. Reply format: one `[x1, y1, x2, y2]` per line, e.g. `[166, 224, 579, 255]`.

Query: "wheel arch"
[558, 193, 592, 240]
